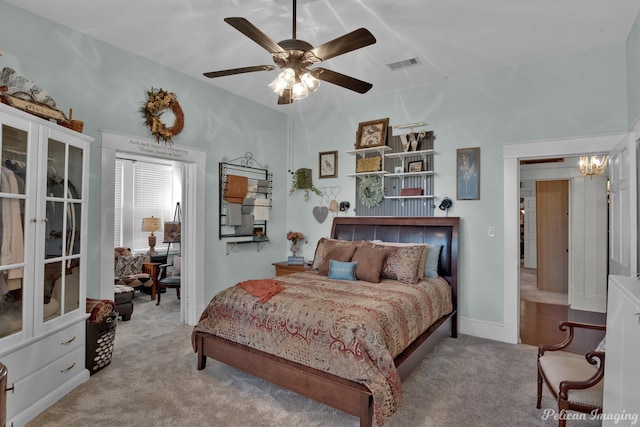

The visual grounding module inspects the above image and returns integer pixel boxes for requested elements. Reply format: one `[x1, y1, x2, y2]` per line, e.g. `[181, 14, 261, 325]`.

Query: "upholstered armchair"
[114, 247, 160, 300]
[537, 321, 606, 427]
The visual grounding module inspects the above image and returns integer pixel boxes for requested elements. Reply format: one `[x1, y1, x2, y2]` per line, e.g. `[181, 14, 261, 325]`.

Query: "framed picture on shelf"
[394, 166, 403, 174]
[456, 147, 480, 200]
[407, 160, 423, 172]
[355, 118, 389, 149]
[252, 226, 267, 242]
[318, 150, 338, 178]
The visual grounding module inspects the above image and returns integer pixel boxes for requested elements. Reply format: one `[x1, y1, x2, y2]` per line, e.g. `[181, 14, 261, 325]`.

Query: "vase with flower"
[286, 231, 304, 257]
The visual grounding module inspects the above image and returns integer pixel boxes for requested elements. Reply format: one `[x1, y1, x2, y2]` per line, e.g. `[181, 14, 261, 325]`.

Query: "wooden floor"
[520, 299, 606, 354]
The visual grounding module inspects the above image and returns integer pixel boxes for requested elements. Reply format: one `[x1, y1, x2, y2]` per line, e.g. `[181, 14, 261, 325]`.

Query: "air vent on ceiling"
[386, 57, 421, 71]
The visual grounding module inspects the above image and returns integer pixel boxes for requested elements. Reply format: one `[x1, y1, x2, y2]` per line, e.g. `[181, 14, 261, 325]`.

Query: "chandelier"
[268, 68, 320, 100]
[579, 155, 608, 178]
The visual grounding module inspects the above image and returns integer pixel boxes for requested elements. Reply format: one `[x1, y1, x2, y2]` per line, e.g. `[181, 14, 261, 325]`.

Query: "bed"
[193, 216, 459, 426]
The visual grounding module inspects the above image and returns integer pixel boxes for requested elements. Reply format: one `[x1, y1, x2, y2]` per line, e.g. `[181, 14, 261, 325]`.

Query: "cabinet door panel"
[0, 123, 29, 340]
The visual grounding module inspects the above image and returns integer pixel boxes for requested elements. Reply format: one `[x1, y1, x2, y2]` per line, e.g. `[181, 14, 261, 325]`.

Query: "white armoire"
[0, 102, 91, 426]
[603, 275, 640, 425]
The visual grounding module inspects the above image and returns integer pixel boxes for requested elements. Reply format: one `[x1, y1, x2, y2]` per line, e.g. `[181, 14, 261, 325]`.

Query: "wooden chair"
[156, 256, 181, 305]
[537, 321, 606, 427]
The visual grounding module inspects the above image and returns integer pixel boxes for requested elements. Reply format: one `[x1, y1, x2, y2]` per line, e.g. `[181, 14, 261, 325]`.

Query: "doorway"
[100, 131, 206, 325]
[503, 133, 625, 344]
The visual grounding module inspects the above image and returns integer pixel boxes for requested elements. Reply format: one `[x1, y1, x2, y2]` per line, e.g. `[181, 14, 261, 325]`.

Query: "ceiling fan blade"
[203, 65, 275, 78]
[311, 68, 373, 94]
[224, 17, 286, 54]
[277, 89, 293, 105]
[305, 28, 376, 63]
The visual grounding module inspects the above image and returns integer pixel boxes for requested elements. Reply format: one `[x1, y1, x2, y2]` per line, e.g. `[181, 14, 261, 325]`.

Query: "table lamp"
[141, 216, 162, 255]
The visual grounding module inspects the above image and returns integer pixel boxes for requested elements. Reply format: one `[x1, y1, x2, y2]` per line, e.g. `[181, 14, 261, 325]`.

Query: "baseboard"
[458, 316, 506, 342]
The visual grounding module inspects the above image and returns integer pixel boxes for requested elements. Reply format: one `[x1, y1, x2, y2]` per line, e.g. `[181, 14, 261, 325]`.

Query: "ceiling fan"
[203, 0, 376, 105]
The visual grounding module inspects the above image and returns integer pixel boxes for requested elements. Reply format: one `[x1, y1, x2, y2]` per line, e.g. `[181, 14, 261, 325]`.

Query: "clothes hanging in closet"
[1, 166, 25, 294]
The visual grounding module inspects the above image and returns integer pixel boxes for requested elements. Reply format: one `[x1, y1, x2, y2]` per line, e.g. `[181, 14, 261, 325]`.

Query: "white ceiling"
[7, 0, 640, 112]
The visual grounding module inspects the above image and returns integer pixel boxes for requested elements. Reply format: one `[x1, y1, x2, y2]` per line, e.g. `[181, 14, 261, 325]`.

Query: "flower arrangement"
[286, 231, 304, 243]
[139, 87, 184, 144]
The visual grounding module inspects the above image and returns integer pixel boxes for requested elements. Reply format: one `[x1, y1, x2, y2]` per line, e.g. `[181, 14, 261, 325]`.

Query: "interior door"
[569, 174, 608, 312]
[536, 180, 569, 293]
[523, 197, 537, 269]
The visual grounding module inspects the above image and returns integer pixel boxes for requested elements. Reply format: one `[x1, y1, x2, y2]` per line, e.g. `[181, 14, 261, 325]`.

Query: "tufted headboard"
[331, 216, 459, 310]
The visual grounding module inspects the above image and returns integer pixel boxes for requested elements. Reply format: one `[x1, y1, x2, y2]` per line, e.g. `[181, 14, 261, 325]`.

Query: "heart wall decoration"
[313, 206, 329, 223]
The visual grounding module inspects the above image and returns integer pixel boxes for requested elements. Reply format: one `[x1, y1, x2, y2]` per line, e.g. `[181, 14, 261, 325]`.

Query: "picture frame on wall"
[456, 147, 480, 200]
[407, 160, 423, 172]
[318, 150, 338, 178]
[355, 118, 389, 149]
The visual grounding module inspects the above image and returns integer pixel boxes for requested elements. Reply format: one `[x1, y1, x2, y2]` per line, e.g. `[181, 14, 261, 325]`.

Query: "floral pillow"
[311, 238, 365, 270]
[363, 242, 427, 284]
[115, 255, 145, 277]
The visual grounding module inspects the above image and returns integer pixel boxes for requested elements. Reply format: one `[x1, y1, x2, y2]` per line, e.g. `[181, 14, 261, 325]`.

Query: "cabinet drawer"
[2, 321, 85, 383]
[7, 346, 85, 421]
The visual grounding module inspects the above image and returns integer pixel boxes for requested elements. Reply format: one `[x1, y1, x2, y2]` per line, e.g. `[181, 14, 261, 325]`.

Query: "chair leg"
[558, 410, 566, 427]
[536, 369, 542, 409]
[156, 285, 162, 305]
[177, 286, 181, 299]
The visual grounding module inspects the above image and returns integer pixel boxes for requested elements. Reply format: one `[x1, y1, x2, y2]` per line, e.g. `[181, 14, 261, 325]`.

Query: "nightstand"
[272, 261, 307, 276]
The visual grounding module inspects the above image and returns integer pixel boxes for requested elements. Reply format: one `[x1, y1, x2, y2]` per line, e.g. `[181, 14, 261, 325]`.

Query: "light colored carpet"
[520, 266, 568, 306]
[27, 292, 598, 427]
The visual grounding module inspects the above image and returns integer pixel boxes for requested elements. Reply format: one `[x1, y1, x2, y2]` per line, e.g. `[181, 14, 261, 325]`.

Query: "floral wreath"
[357, 175, 384, 208]
[139, 88, 184, 144]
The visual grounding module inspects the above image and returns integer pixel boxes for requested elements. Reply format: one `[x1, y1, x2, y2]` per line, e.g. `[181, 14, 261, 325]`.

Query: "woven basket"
[67, 120, 84, 133]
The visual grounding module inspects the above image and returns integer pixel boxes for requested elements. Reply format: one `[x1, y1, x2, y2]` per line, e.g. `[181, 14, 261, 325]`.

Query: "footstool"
[114, 285, 135, 321]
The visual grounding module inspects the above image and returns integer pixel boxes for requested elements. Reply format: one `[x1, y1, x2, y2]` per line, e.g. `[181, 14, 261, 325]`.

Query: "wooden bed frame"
[195, 216, 459, 427]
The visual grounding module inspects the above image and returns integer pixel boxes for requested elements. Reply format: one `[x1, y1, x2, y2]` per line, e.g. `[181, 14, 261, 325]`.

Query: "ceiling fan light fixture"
[291, 81, 309, 100]
[269, 68, 296, 95]
[205, 1, 376, 105]
[301, 72, 320, 93]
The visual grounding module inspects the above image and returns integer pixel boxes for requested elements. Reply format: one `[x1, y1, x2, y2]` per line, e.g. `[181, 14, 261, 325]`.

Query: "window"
[114, 158, 176, 252]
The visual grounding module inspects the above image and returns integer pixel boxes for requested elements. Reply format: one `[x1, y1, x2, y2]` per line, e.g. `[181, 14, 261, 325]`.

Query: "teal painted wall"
[0, 1, 290, 298]
[288, 43, 627, 324]
[627, 10, 640, 126]
[1, 1, 636, 330]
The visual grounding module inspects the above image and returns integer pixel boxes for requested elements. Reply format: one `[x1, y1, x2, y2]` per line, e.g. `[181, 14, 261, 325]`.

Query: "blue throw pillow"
[328, 260, 358, 281]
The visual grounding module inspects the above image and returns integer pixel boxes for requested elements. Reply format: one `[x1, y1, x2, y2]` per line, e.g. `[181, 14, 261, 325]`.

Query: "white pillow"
[424, 244, 443, 278]
[172, 256, 181, 276]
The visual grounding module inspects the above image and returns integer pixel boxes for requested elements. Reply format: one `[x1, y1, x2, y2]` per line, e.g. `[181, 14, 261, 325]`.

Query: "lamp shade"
[141, 216, 162, 233]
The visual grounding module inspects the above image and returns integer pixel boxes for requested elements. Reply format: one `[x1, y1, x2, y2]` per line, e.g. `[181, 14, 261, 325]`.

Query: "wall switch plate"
[488, 226, 496, 238]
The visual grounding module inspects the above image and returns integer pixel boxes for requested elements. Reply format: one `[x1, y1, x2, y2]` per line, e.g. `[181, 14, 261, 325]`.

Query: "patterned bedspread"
[192, 271, 452, 426]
